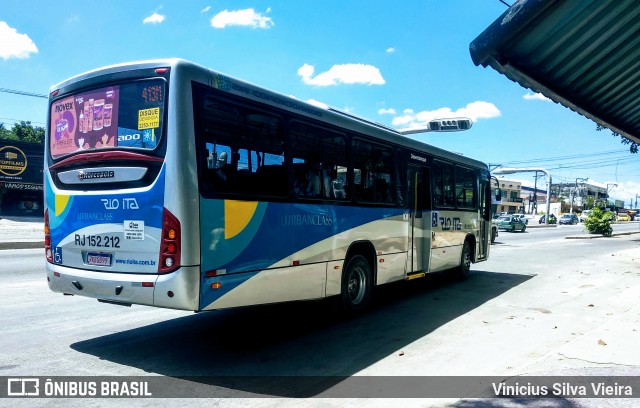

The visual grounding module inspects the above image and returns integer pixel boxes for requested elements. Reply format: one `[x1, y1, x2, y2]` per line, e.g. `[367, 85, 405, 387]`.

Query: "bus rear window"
[49, 79, 165, 160]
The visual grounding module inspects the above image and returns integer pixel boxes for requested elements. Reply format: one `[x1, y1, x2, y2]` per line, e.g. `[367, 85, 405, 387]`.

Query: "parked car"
[617, 213, 631, 222]
[496, 215, 527, 232]
[559, 214, 579, 225]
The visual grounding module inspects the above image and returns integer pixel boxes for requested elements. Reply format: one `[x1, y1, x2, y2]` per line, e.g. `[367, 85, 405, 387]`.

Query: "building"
[0, 140, 44, 217]
[551, 181, 607, 212]
[491, 178, 524, 214]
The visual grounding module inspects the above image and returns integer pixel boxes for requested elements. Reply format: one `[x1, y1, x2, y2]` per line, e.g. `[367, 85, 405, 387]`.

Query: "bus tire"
[455, 240, 472, 280]
[339, 255, 372, 314]
[491, 227, 497, 243]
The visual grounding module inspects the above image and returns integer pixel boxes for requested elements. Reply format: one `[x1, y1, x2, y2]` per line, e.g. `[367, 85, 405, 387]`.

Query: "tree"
[583, 207, 613, 237]
[13, 121, 45, 144]
[0, 121, 44, 144]
[584, 195, 596, 210]
[597, 124, 638, 153]
[0, 123, 18, 141]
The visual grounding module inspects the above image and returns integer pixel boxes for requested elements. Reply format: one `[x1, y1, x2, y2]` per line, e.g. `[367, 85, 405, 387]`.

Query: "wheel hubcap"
[348, 266, 366, 304]
[463, 249, 471, 270]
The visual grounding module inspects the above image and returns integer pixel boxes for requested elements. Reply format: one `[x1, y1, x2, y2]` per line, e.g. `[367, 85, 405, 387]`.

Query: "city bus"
[45, 59, 493, 313]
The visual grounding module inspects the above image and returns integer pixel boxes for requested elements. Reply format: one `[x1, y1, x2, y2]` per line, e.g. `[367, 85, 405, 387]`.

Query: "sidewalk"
[0, 217, 45, 250]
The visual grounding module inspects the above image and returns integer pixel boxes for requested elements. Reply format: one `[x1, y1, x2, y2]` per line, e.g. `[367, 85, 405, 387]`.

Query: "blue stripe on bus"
[47, 166, 166, 250]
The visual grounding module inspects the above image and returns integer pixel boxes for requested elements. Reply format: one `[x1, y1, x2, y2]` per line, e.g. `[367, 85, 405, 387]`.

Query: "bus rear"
[45, 60, 200, 311]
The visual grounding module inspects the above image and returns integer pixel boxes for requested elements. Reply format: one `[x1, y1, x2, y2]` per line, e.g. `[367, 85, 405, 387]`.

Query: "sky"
[1, 0, 639, 207]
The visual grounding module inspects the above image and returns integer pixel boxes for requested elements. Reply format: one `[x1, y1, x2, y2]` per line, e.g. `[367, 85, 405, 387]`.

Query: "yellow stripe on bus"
[224, 200, 259, 239]
[55, 194, 70, 217]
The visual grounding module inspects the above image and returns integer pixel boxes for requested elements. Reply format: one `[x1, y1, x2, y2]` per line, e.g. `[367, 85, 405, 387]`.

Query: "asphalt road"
[2, 227, 640, 407]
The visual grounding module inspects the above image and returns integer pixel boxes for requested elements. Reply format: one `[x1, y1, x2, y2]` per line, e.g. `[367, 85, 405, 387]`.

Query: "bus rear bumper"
[46, 263, 200, 311]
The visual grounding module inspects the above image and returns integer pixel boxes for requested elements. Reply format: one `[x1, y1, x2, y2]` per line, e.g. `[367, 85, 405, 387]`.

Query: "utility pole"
[571, 178, 587, 214]
[606, 183, 618, 209]
[531, 171, 545, 215]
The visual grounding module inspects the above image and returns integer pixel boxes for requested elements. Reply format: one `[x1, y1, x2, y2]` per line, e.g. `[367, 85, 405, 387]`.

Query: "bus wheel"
[455, 241, 472, 280]
[491, 227, 497, 243]
[339, 255, 372, 314]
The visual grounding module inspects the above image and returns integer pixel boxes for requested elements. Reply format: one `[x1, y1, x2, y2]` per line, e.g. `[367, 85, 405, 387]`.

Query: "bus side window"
[353, 141, 394, 204]
[455, 166, 476, 208]
[256, 164, 288, 197]
[442, 162, 454, 206]
[290, 121, 348, 200]
[204, 143, 233, 192]
[432, 161, 443, 206]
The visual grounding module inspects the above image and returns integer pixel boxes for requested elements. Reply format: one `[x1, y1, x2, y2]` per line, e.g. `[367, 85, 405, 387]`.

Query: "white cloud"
[386, 47, 396, 54]
[391, 101, 501, 128]
[606, 180, 640, 207]
[523, 92, 551, 102]
[298, 63, 385, 86]
[0, 21, 38, 60]
[201, 6, 211, 13]
[305, 99, 329, 109]
[378, 108, 396, 115]
[143, 12, 165, 24]
[211, 9, 274, 29]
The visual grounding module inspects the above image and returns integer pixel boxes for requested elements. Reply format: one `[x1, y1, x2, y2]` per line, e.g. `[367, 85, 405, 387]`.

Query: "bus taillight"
[158, 208, 181, 274]
[44, 209, 53, 263]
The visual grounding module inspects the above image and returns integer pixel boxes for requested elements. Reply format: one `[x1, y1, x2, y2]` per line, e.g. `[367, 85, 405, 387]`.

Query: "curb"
[565, 231, 640, 240]
[0, 241, 44, 250]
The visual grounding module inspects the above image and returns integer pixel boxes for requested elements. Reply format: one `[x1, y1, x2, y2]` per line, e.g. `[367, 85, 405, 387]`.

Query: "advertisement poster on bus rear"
[50, 87, 120, 158]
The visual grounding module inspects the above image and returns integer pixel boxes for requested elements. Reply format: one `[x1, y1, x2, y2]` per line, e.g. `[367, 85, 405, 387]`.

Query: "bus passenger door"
[477, 177, 490, 260]
[407, 166, 431, 275]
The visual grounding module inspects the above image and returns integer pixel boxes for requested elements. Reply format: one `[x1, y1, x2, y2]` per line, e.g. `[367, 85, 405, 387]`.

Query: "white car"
[579, 210, 591, 222]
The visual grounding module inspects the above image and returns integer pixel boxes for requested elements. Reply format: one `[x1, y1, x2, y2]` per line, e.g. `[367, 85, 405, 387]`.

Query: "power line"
[546, 156, 637, 171]
[500, 149, 640, 174]
[502, 149, 629, 165]
[0, 87, 47, 99]
[0, 117, 46, 126]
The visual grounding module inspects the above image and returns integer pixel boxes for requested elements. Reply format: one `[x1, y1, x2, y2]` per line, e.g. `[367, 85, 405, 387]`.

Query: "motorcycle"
[539, 214, 557, 224]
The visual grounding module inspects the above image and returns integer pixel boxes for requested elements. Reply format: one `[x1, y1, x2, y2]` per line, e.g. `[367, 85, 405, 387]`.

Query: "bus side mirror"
[495, 188, 502, 202]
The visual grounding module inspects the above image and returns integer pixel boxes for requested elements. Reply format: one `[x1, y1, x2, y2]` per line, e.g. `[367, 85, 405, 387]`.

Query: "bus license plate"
[87, 252, 112, 266]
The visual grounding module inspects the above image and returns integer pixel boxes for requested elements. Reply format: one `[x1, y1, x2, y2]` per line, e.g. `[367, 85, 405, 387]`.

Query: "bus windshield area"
[49, 79, 166, 160]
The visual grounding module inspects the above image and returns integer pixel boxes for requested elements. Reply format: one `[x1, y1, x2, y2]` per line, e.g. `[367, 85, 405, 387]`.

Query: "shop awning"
[470, 0, 640, 145]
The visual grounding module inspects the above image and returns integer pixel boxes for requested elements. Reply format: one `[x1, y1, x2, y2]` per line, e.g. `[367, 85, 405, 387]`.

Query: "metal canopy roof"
[470, 0, 640, 145]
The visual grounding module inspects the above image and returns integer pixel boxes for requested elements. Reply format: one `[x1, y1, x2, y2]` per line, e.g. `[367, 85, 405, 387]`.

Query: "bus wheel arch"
[339, 241, 376, 313]
[455, 235, 475, 280]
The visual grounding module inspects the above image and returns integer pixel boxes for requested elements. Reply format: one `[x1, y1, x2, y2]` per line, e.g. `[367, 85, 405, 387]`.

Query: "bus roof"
[50, 58, 488, 171]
